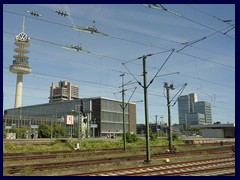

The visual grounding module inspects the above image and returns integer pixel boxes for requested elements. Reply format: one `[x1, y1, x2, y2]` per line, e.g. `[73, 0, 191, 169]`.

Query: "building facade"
[194, 101, 212, 124]
[178, 93, 212, 128]
[190, 124, 235, 138]
[178, 93, 198, 127]
[4, 97, 136, 138]
[186, 113, 205, 126]
[49, 81, 79, 103]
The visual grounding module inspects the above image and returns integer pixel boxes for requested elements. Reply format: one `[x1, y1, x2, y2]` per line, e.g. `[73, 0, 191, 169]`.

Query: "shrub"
[172, 133, 178, 141]
[149, 133, 157, 141]
[126, 132, 138, 143]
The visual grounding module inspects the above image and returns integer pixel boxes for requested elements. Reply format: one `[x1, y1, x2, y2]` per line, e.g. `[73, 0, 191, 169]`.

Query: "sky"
[3, 4, 235, 125]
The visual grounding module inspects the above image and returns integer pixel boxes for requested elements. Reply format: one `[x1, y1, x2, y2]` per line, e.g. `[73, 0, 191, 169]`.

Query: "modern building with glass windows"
[178, 93, 212, 128]
[4, 97, 136, 138]
[4, 80, 136, 138]
[194, 101, 212, 124]
[178, 93, 198, 128]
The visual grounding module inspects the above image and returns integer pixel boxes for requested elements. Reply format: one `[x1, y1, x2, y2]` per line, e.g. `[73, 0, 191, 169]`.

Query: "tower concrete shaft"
[15, 74, 23, 108]
[9, 16, 31, 108]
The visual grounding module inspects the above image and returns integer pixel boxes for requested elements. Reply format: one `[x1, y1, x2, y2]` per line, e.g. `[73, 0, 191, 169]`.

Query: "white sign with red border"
[66, 115, 74, 125]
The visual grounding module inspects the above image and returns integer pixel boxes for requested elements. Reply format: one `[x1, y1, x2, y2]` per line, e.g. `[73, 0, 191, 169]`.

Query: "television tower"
[9, 16, 31, 108]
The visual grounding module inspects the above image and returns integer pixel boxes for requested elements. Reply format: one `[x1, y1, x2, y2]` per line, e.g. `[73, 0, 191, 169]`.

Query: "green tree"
[53, 124, 67, 138]
[19, 126, 29, 138]
[38, 123, 51, 138]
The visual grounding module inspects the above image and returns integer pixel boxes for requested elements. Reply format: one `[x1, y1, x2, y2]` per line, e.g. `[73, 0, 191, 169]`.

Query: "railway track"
[69, 157, 235, 176]
[4, 143, 233, 161]
[4, 146, 234, 175]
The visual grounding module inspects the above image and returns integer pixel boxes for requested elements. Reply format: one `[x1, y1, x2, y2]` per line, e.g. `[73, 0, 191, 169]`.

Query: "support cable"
[122, 63, 143, 88]
[147, 49, 175, 88]
[157, 4, 234, 40]
[171, 83, 187, 106]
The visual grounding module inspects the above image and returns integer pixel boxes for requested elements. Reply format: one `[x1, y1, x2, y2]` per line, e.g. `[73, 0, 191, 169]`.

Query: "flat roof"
[190, 124, 235, 128]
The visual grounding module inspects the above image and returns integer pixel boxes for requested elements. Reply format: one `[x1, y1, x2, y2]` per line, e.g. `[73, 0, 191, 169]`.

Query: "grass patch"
[3, 137, 185, 153]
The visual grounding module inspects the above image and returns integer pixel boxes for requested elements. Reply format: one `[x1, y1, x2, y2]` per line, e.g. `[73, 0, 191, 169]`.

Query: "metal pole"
[120, 73, 126, 151]
[155, 115, 158, 137]
[78, 111, 80, 141]
[160, 116, 163, 137]
[93, 127, 95, 138]
[165, 83, 173, 151]
[143, 55, 151, 163]
[87, 113, 89, 138]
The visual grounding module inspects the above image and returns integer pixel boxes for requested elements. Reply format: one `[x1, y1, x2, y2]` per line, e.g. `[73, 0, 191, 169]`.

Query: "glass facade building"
[178, 93, 212, 128]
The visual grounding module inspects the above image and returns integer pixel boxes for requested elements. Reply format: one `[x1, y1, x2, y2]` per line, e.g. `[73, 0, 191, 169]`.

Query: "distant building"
[4, 97, 136, 138]
[49, 81, 79, 103]
[178, 93, 212, 128]
[178, 93, 198, 127]
[4, 80, 136, 138]
[194, 101, 212, 124]
[190, 124, 235, 138]
[186, 113, 205, 126]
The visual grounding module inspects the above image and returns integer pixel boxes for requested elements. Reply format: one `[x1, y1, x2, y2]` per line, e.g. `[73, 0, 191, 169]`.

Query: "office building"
[178, 93, 212, 127]
[194, 101, 212, 124]
[49, 81, 79, 103]
[4, 97, 136, 138]
[177, 93, 198, 127]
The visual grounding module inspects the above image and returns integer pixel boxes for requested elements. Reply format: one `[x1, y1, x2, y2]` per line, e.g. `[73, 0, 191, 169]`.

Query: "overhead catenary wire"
[4, 8, 234, 60]
[3, 5, 234, 125]
[4, 30, 234, 90]
[4, 9, 234, 71]
[35, 31, 233, 71]
[223, 26, 235, 35]
[144, 4, 234, 40]
[3, 9, 169, 52]
[147, 49, 175, 87]
[185, 4, 235, 27]
[3, 8, 234, 86]
[171, 83, 187, 106]
[173, 23, 234, 53]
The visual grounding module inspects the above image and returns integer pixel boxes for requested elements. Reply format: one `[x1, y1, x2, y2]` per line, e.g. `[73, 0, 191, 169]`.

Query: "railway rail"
[4, 146, 234, 175]
[69, 157, 235, 176]
[4, 142, 234, 161]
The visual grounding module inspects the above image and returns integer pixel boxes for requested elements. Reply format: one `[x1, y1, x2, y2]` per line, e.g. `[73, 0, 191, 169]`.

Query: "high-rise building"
[178, 93, 198, 127]
[49, 81, 79, 103]
[194, 101, 212, 124]
[178, 93, 212, 127]
[186, 113, 205, 126]
[9, 17, 31, 108]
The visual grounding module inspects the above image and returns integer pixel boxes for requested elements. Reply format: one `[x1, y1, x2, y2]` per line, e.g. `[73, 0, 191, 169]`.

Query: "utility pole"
[155, 115, 159, 137]
[160, 115, 164, 137]
[78, 111, 80, 141]
[142, 55, 151, 163]
[120, 73, 127, 151]
[164, 82, 174, 151]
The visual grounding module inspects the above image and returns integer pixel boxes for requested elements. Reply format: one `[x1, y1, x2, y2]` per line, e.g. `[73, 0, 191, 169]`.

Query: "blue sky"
[3, 4, 235, 125]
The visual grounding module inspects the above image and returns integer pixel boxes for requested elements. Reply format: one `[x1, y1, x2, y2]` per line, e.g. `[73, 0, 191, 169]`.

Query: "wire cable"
[148, 49, 175, 87]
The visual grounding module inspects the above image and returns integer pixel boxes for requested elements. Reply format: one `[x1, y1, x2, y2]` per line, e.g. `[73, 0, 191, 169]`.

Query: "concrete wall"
[201, 129, 224, 138]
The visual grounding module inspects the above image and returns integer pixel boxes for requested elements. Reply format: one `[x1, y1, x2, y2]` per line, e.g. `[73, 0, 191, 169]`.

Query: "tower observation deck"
[9, 16, 32, 108]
